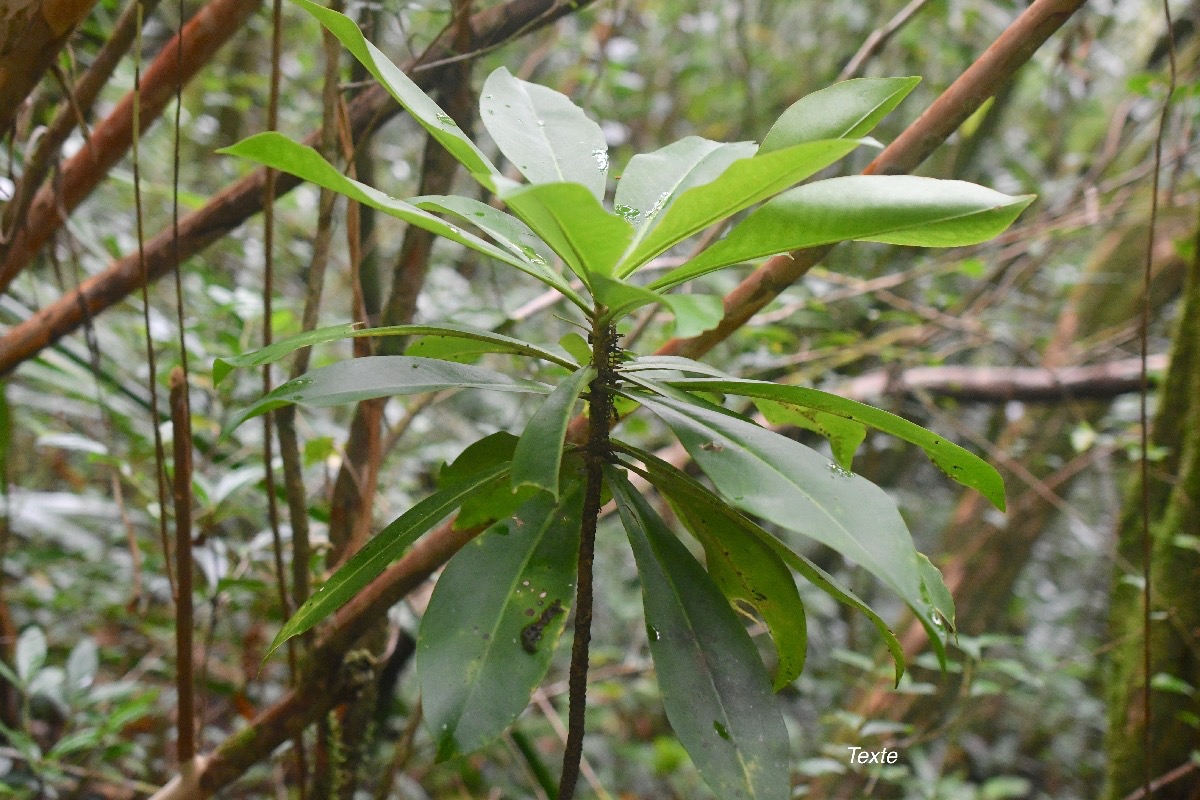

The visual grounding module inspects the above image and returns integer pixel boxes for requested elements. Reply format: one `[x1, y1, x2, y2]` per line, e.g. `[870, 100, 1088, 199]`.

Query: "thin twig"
[170, 368, 196, 763]
[838, 0, 931, 81]
[1140, 0, 1176, 793]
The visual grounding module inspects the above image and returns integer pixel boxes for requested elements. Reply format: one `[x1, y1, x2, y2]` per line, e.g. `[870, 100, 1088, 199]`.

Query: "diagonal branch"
[0, 0, 262, 289]
[0, 0, 100, 133]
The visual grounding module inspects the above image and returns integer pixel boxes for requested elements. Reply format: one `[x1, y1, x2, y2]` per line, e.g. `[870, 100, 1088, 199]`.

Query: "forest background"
[0, 0, 1196, 798]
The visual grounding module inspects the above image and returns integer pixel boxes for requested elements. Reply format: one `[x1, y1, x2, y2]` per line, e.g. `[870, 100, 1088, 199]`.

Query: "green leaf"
[617, 139, 861, 275]
[418, 485, 584, 758]
[620, 355, 735, 379]
[618, 443, 905, 684]
[655, 474, 808, 690]
[500, 182, 633, 284]
[559, 333, 591, 366]
[15, 627, 46, 683]
[218, 133, 575, 296]
[662, 294, 724, 339]
[759, 77, 921, 154]
[608, 470, 789, 800]
[214, 321, 576, 383]
[408, 194, 558, 273]
[288, 0, 498, 187]
[480, 67, 608, 200]
[512, 367, 594, 497]
[589, 273, 663, 322]
[755, 399, 866, 472]
[223, 356, 549, 435]
[654, 177, 1036, 290]
[615, 138, 756, 264]
[918, 553, 956, 634]
[631, 389, 931, 631]
[269, 462, 512, 655]
[660, 377, 1005, 509]
[440, 433, 534, 530]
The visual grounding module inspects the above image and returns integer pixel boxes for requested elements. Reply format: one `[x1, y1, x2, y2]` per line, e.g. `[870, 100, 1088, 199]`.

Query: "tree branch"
[0, 0, 100, 133]
[0, 0, 261, 290]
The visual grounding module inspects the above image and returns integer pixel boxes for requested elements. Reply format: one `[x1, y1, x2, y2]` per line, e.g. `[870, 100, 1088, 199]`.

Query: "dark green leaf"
[418, 486, 584, 758]
[653, 177, 1036, 290]
[617, 443, 905, 683]
[759, 77, 921, 153]
[608, 470, 789, 800]
[288, 0, 499, 186]
[480, 67, 608, 199]
[224, 356, 549, 435]
[650, 470, 808, 690]
[267, 462, 511, 656]
[660, 377, 1005, 509]
[500, 182, 633, 284]
[617, 139, 861, 275]
[440, 433, 534, 529]
[215, 322, 575, 384]
[512, 367, 594, 497]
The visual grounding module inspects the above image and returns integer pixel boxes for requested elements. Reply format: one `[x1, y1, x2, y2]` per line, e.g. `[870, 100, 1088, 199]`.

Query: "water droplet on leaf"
[827, 461, 852, 478]
[614, 203, 640, 223]
[591, 148, 609, 171]
[435, 112, 456, 126]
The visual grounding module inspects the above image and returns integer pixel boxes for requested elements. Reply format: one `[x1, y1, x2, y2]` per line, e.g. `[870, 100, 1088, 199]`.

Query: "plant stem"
[558, 311, 616, 800]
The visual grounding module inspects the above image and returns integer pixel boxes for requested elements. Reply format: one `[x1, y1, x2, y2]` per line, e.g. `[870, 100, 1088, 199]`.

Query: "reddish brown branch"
[0, 0, 100, 133]
[1, 0, 165, 247]
[0, 0, 261, 291]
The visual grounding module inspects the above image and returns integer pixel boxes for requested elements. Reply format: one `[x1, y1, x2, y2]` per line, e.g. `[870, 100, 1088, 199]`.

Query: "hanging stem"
[558, 309, 616, 800]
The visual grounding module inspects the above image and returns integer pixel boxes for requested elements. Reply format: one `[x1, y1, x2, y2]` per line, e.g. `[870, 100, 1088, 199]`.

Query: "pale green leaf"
[217, 134, 572, 294]
[214, 321, 575, 384]
[759, 77, 921, 153]
[619, 442, 905, 684]
[617, 139, 861, 275]
[615, 138, 756, 264]
[499, 182, 633, 285]
[654, 176, 1036, 290]
[288, 0, 499, 187]
[662, 377, 1005, 509]
[223, 356, 549, 435]
[480, 67, 608, 199]
[631, 390, 929, 628]
[755, 398, 866, 472]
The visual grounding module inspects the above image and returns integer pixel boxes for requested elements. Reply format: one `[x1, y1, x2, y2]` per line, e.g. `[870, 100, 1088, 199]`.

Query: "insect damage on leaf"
[520, 598, 565, 653]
